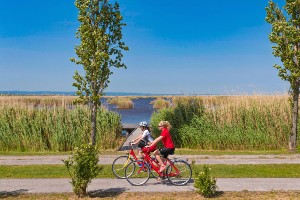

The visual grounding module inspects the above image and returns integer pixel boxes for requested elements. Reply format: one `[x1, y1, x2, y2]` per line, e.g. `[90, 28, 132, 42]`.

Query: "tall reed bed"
[0, 96, 77, 108]
[107, 97, 134, 109]
[151, 95, 293, 150]
[0, 106, 122, 151]
[150, 97, 171, 109]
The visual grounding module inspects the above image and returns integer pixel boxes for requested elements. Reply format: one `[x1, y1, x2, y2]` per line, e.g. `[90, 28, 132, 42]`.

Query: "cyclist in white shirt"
[131, 121, 157, 158]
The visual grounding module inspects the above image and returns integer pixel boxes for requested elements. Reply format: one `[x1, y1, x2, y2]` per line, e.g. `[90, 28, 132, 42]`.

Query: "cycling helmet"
[139, 121, 148, 127]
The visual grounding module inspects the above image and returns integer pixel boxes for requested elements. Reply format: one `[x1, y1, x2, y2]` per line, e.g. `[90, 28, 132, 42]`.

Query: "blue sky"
[0, 0, 288, 94]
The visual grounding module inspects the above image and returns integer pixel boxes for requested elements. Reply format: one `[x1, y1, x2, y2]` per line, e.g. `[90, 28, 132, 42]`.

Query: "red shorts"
[141, 145, 157, 154]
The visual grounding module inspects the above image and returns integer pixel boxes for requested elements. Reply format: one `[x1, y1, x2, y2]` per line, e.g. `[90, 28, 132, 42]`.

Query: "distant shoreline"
[0, 91, 177, 97]
[0, 91, 287, 97]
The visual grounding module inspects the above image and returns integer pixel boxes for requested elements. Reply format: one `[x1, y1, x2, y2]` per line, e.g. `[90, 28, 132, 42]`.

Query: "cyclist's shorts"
[159, 148, 175, 158]
[142, 145, 157, 154]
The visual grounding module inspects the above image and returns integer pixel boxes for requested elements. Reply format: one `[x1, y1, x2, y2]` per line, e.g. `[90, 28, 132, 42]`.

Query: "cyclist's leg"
[153, 149, 165, 169]
[159, 148, 175, 172]
[138, 149, 144, 159]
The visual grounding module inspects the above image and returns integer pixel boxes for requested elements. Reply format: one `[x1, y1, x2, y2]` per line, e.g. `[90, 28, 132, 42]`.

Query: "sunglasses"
[158, 125, 163, 127]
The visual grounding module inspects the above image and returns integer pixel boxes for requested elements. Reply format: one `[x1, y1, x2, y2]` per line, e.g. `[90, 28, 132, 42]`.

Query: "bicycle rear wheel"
[112, 155, 133, 179]
[125, 160, 150, 186]
[166, 160, 192, 186]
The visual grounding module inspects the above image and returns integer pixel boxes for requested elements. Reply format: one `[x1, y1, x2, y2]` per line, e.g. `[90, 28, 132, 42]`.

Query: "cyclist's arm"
[132, 135, 143, 144]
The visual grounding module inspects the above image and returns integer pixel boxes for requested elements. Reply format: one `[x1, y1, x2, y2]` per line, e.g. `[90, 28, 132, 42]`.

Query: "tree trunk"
[91, 103, 97, 145]
[289, 86, 299, 151]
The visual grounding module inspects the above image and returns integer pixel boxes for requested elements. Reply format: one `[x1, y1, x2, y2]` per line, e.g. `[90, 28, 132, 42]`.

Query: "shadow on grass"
[0, 189, 28, 198]
[88, 187, 127, 198]
[212, 191, 225, 198]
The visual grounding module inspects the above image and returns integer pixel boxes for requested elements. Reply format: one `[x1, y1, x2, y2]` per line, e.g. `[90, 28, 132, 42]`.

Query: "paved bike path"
[1, 178, 300, 194]
[2, 154, 300, 165]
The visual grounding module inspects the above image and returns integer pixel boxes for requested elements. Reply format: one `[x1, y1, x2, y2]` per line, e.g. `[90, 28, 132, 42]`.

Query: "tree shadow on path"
[88, 187, 127, 198]
[0, 189, 28, 198]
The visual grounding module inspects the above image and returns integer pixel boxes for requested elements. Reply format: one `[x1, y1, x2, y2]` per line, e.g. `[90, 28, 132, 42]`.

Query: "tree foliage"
[266, 0, 300, 150]
[266, 0, 300, 90]
[71, 0, 128, 144]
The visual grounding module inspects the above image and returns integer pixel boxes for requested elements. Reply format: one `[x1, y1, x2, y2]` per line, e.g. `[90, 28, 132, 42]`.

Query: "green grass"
[206, 164, 300, 178]
[2, 164, 300, 178]
[0, 165, 113, 178]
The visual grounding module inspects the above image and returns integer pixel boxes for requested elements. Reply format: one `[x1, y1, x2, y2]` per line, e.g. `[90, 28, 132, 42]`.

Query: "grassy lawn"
[2, 164, 300, 178]
[1, 191, 300, 200]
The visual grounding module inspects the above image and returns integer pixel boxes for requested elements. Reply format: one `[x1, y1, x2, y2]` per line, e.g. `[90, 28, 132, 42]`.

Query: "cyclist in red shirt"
[147, 120, 175, 172]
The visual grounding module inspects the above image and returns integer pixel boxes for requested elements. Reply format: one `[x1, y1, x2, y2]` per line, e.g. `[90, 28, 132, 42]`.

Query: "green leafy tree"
[71, 0, 128, 145]
[266, 0, 300, 151]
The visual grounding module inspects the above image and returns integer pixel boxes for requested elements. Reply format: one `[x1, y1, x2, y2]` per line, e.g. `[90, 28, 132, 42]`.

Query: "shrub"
[194, 165, 217, 198]
[63, 143, 102, 197]
[150, 97, 205, 147]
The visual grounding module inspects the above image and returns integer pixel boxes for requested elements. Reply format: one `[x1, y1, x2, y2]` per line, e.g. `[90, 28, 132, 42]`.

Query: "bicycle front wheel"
[125, 160, 150, 186]
[112, 155, 132, 179]
[166, 160, 192, 186]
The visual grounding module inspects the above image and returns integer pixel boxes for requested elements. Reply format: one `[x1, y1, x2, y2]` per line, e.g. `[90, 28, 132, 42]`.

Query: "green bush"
[150, 96, 296, 150]
[63, 143, 102, 197]
[194, 165, 217, 198]
[150, 98, 205, 147]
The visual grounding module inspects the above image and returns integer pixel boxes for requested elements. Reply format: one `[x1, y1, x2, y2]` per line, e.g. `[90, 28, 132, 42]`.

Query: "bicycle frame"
[139, 151, 180, 178]
[124, 148, 139, 166]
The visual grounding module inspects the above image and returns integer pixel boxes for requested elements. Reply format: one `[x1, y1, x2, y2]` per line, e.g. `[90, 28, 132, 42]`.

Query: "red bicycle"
[112, 143, 158, 179]
[125, 147, 192, 186]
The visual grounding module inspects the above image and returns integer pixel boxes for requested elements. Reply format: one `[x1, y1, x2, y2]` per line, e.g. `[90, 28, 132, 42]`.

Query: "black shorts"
[159, 148, 175, 158]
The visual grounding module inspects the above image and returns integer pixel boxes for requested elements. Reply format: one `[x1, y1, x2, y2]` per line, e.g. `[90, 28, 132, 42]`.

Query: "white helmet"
[139, 121, 148, 127]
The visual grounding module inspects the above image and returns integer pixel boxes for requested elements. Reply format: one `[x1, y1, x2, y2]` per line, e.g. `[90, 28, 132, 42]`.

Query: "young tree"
[266, 0, 300, 151]
[71, 0, 128, 145]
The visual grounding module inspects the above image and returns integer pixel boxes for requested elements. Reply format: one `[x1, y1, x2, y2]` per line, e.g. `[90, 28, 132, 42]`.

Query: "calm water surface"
[103, 98, 157, 124]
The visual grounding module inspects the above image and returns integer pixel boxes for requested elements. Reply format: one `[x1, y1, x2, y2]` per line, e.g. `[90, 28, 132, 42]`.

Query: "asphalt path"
[1, 154, 300, 194]
[1, 154, 300, 165]
[1, 178, 300, 194]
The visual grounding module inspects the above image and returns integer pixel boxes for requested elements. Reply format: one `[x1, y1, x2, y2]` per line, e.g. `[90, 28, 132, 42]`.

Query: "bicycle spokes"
[125, 160, 150, 186]
[166, 160, 192, 186]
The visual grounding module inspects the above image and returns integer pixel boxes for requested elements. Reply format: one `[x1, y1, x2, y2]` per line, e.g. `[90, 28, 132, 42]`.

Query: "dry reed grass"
[150, 97, 171, 109]
[0, 96, 77, 108]
[107, 97, 134, 109]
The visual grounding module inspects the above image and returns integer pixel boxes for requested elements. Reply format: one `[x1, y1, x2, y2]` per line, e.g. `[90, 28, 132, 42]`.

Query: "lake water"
[102, 98, 157, 125]
[0, 91, 165, 125]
